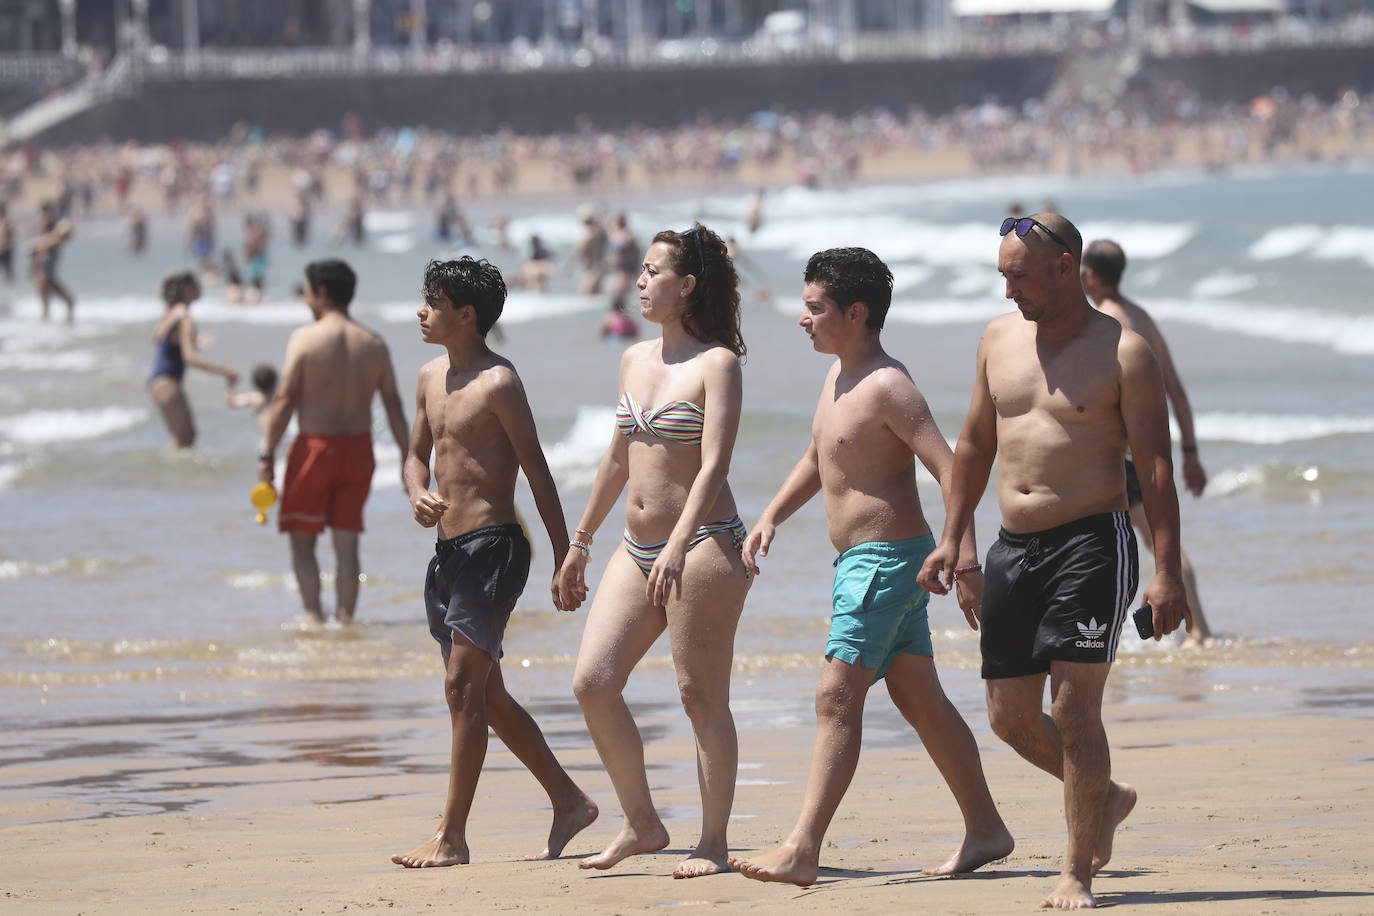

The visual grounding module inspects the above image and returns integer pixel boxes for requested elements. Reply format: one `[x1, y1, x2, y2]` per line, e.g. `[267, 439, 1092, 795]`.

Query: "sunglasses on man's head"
[999, 217, 1072, 254]
[680, 226, 707, 279]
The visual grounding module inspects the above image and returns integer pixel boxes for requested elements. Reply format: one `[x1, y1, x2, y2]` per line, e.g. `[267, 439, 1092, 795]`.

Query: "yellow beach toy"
[249, 481, 277, 525]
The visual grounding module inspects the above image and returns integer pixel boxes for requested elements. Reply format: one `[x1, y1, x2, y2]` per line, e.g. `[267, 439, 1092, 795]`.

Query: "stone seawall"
[34, 44, 1374, 144]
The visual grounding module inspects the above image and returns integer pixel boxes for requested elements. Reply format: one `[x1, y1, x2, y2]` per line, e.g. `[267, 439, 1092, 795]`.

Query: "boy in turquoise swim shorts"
[730, 247, 1013, 887]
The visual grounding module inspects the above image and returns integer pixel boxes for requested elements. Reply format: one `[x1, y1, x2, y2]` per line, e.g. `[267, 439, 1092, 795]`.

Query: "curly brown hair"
[650, 223, 745, 358]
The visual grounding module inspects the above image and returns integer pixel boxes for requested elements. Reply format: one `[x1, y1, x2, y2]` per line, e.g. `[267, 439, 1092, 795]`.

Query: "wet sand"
[2, 696, 1370, 914]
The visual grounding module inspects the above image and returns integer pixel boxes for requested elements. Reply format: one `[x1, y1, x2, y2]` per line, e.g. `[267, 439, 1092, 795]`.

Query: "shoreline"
[2, 703, 1370, 913]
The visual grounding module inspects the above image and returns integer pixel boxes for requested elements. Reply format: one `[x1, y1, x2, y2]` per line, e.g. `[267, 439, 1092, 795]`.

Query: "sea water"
[2, 163, 1373, 822]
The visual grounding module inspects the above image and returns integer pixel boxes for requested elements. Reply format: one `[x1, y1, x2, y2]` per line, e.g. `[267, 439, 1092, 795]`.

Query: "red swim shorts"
[278, 434, 376, 534]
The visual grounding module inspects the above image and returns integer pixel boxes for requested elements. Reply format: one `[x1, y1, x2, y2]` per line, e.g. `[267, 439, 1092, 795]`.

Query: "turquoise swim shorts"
[826, 534, 935, 682]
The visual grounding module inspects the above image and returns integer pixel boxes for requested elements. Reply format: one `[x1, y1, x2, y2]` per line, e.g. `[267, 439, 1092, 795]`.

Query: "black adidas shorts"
[980, 512, 1138, 679]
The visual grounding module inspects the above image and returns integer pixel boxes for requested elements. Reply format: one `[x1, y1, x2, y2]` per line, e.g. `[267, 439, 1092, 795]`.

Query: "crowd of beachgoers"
[2, 80, 1369, 259]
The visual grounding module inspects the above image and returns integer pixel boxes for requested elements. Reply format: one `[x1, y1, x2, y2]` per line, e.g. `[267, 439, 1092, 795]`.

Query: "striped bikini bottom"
[623, 514, 748, 576]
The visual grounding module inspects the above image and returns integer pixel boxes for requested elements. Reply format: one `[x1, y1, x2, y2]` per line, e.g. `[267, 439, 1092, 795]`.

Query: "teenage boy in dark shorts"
[392, 257, 597, 868]
[731, 247, 1012, 888]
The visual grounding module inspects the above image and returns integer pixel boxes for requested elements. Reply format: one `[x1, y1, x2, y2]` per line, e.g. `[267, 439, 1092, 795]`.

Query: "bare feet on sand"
[672, 846, 731, 879]
[1041, 874, 1095, 909]
[525, 797, 600, 860]
[1092, 781, 1137, 874]
[921, 828, 1016, 875]
[391, 832, 469, 868]
[579, 821, 670, 870]
[729, 843, 818, 887]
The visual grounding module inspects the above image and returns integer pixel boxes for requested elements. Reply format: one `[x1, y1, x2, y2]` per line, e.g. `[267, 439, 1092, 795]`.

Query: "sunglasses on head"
[999, 217, 1072, 254]
[680, 226, 707, 280]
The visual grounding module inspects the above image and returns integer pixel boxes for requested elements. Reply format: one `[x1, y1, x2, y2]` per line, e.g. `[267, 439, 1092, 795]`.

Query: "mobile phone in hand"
[1133, 604, 1154, 640]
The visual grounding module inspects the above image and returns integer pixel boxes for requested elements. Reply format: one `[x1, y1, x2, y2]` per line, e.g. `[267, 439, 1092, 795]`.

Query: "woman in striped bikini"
[558, 223, 751, 879]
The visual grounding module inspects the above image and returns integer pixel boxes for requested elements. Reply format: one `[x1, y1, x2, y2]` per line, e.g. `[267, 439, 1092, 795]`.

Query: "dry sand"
[2, 701, 1370, 914]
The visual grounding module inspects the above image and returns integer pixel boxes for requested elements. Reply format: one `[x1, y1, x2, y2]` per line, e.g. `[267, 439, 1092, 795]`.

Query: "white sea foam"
[778, 291, 1009, 325]
[374, 234, 416, 255]
[1249, 224, 1324, 260]
[945, 268, 1003, 298]
[505, 212, 598, 249]
[369, 442, 403, 491]
[546, 406, 616, 490]
[1188, 412, 1374, 445]
[890, 263, 934, 293]
[377, 292, 603, 326]
[1189, 272, 1259, 298]
[1073, 221, 1196, 260]
[886, 299, 1012, 325]
[0, 461, 23, 489]
[363, 211, 418, 234]
[1248, 224, 1374, 266]
[224, 570, 284, 591]
[1310, 226, 1374, 267]
[1148, 299, 1374, 355]
[0, 406, 147, 445]
[1207, 464, 1268, 496]
[3, 295, 309, 327]
[0, 349, 102, 371]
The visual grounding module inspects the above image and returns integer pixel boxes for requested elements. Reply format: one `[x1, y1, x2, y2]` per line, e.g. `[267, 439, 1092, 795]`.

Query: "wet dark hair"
[650, 223, 745, 357]
[160, 270, 198, 306]
[803, 248, 894, 330]
[422, 257, 507, 337]
[1082, 239, 1126, 287]
[251, 363, 278, 395]
[304, 258, 357, 310]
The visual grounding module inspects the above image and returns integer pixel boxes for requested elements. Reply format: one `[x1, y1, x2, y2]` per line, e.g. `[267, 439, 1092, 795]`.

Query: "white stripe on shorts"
[1107, 511, 1131, 661]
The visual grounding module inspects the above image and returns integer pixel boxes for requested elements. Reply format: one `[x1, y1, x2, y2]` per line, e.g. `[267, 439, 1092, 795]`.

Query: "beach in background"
[2, 162, 1373, 911]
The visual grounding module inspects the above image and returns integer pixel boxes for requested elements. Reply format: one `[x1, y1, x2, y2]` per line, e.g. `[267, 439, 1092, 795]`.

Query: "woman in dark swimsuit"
[147, 271, 238, 448]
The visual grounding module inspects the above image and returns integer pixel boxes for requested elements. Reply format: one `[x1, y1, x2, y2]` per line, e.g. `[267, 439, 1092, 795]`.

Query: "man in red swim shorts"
[259, 259, 409, 624]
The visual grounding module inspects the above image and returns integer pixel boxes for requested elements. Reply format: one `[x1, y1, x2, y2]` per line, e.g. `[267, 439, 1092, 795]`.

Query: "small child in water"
[226, 363, 278, 445]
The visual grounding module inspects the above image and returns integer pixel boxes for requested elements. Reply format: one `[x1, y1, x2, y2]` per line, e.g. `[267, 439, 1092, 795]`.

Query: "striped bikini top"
[616, 391, 705, 445]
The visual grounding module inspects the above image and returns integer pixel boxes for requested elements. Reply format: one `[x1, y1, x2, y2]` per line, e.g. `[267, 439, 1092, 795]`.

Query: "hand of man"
[1143, 571, 1190, 640]
[1182, 452, 1207, 497]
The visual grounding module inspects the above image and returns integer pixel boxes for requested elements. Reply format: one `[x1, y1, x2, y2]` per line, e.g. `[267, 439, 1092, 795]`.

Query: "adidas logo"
[1074, 618, 1108, 649]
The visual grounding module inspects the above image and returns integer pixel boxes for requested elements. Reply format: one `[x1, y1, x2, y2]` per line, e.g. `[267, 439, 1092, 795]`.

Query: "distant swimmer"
[30, 200, 75, 322]
[599, 301, 638, 342]
[1081, 238, 1214, 648]
[510, 234, 554, 293]
[126, 206, 147, 256]
[147, 271, 239, 449]
[745, 188, 765, 235]
[0, 200, 15, 283]
[731, 247, 1012, 888]
[242, 213, 269, 303]
[918, 213, 1190, 909]
[570, 206, 608, 295]
[605, 212, 639, 313]
[257, 259, 409, 625]
[185, 197, 216, 275]
[392, 257, 597, 869]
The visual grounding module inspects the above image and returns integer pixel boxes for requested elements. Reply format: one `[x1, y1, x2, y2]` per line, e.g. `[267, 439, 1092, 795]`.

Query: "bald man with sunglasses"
[917, 212, 1190, 909]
